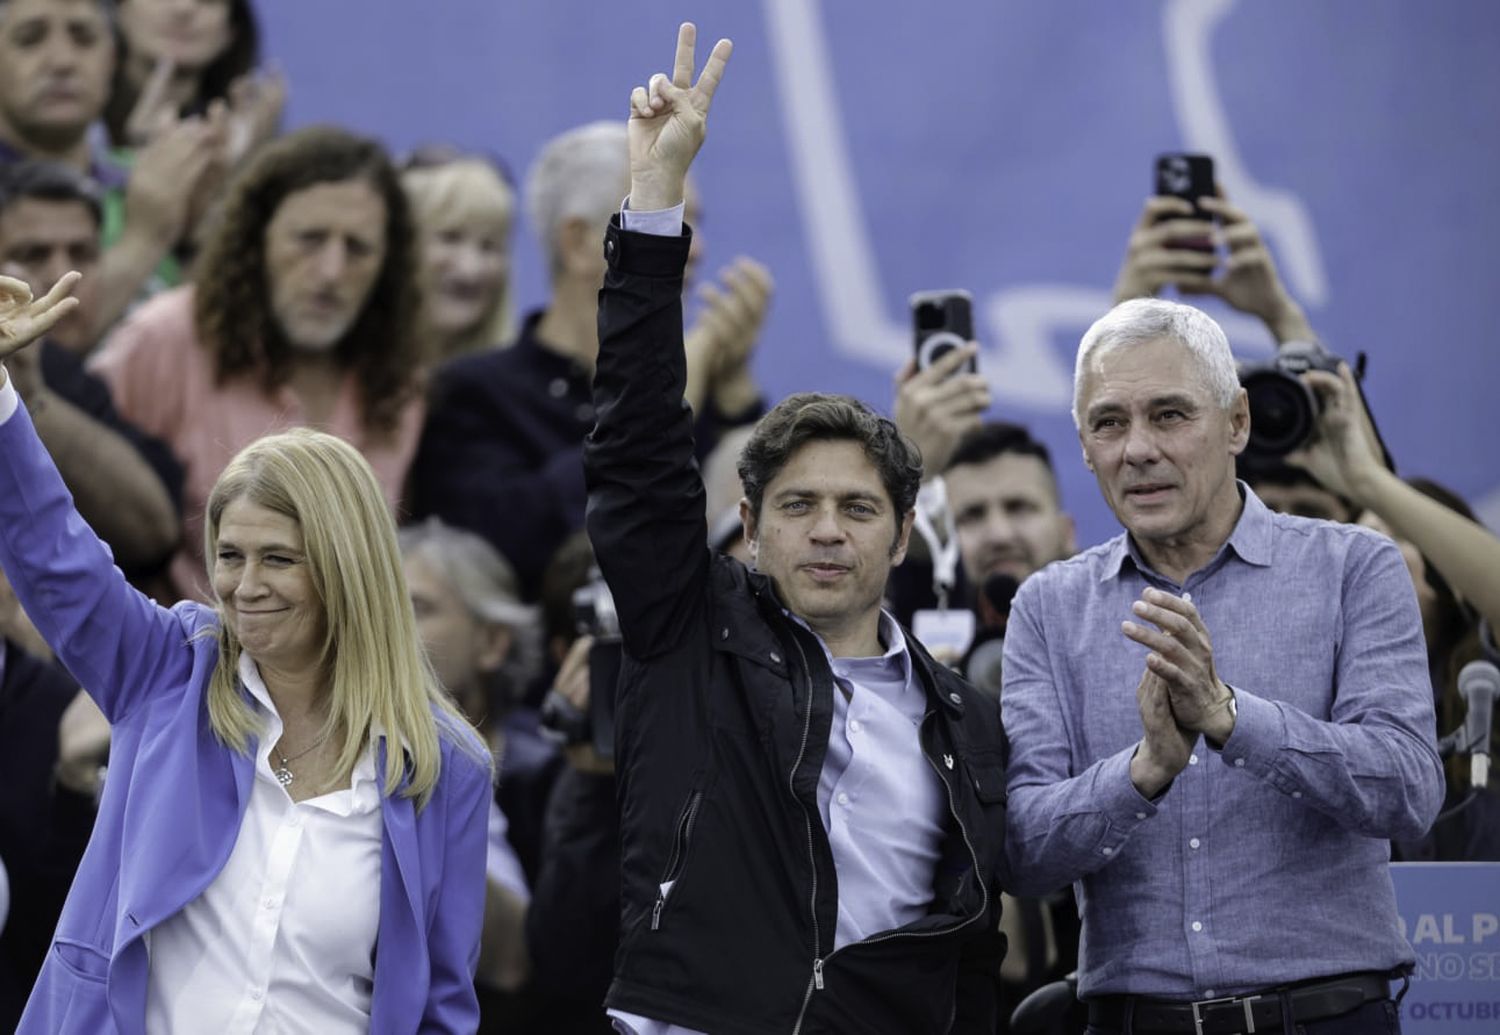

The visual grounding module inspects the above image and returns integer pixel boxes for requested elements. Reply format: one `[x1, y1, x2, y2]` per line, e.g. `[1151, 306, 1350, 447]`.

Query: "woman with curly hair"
[90, 126, 427, 603]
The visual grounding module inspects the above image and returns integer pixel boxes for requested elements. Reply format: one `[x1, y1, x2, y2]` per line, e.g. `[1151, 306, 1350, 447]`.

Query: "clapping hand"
[1123, 588, 1236, 743]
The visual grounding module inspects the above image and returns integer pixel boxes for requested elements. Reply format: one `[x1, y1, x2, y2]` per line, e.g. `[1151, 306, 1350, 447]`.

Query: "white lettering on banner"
[1402, 912, 1500, 946]
[1411, 952, 1500, 981]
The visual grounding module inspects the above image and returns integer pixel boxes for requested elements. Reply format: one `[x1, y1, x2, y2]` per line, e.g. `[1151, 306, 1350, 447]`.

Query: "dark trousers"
[1084, 996, 1402, 1035]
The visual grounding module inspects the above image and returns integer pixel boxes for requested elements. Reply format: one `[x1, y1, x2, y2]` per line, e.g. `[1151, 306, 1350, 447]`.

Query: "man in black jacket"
[583, 25, 1007, 1034]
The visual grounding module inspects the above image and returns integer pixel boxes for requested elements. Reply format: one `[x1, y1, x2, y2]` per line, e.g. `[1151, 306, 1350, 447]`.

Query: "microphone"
[963, 574, 1020, 699]
[1457, 660, 1499, 790]
[977, 573, 1019, 631]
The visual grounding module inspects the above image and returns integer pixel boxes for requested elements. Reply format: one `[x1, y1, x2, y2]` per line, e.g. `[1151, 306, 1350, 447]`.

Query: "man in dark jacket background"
[582, 24, 1008, 1034]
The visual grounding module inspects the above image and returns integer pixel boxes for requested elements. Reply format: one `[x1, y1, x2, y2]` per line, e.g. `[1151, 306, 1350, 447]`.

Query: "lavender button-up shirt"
[1002, 486, 1443, 999]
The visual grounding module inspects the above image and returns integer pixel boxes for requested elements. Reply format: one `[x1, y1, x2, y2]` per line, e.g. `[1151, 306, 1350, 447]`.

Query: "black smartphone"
[910, 290, 976, 374]
[1154, 153, 1216, 252]
[588, 635, 624, 760]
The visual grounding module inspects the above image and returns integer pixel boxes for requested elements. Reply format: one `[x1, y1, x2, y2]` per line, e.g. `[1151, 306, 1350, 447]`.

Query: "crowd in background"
[0, 3, 1496, 1033]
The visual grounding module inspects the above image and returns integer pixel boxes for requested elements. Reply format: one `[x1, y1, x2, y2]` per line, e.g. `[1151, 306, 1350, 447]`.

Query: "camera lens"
[1243, 370, 1318, 458]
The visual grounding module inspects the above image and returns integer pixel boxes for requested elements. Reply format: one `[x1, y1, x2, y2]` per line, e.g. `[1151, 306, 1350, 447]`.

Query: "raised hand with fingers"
[627, 23, 733, 211]
[1122, 587, 1236, 744]
[0, 272, 81, 365]
[1284, 363, 1385, 505]
[1111, 195, 1217, 303]
[1195, 191, 1316, 344]
[894, 344, 991, 476]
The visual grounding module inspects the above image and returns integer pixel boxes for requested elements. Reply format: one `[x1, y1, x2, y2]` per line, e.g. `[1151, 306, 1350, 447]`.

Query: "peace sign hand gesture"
[0, 272, 81, 365]
[627, 23, 733, 212]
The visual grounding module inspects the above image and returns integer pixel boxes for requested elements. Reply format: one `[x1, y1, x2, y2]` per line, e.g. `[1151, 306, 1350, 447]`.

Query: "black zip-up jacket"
[583, 220, 1008, 1035]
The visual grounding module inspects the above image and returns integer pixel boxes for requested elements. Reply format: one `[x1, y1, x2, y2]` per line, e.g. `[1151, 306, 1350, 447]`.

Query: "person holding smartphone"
[584, 24, 1009, 1033]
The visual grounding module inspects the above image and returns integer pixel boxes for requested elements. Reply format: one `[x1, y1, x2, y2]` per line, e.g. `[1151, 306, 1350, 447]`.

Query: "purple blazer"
[0, 400, 489, 1034]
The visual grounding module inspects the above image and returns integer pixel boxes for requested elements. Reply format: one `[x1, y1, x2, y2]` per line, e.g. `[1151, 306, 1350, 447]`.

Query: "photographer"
[1284, 364, 1500, 861]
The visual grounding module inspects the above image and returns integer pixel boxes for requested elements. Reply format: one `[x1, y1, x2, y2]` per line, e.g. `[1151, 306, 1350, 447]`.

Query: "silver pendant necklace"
[273, 734, 327, 787]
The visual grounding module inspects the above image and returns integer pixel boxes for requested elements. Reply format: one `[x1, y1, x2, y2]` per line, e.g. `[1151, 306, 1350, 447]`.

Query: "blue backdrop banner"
[1391, 862, 1500, 1033]
[258, 0, 1500, 546]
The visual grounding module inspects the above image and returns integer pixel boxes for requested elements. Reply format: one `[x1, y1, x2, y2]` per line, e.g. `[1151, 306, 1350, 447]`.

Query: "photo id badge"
[912, 608, 976, 664]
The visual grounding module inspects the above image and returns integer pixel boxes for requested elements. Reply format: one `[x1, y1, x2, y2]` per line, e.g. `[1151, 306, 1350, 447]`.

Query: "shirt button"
[769, 651, 781, 664]
[1101, 846, 1113, 856]
[1292, 790, 1303, 799]
[948, 692, 962, 705]
[1206, 989, 1217, 998]
[1135, 812, 1147, 820]
[263, 896, 277, 910]
[1189, 838, 1200, 849]
[721, 628, 729, 640]
[250, 988, 264, 1001]
[1188, 754, 1199, 765]
[1191, 921, 1203, 932]
[1233, 758, 1246, 768]
[287, 812, 302, 828]
[849, 719, 862, 733]
[549, 378, 569, 398]
[836, 792, 851, 807]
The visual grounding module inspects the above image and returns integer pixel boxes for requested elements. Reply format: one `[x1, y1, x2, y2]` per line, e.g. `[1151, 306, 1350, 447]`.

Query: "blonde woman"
[401, 149, 518, 361]
[0, 273, 491, 1033]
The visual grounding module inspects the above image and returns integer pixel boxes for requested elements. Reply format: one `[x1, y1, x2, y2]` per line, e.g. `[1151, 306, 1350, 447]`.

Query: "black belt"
[1087, 971, 1390, 1034]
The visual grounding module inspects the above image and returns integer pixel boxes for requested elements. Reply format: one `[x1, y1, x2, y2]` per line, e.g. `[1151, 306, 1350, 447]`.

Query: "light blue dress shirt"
[1002, 486, 1444, 999]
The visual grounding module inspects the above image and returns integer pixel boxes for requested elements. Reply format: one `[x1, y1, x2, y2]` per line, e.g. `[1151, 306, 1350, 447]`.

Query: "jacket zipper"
[792, 710, 991, 1033]
[650, 789, 703, 930]
[787, 633, 822, 1035]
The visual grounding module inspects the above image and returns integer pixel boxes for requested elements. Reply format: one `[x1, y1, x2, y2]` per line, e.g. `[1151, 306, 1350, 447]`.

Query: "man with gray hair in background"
[409, 120, 772, 598]
[1001, 297, 1442, 1034]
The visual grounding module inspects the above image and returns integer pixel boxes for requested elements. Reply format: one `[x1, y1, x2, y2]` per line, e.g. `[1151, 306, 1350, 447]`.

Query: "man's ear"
[556, 216, 598, 278]
[1228, 387, 1251, 456]
[738, 497, 758, 562]
[890, 509, 916, 567]
[475, 623, 513, 676]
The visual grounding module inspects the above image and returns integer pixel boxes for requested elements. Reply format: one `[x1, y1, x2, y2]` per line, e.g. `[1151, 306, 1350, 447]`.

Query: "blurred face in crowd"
[417, 176, 512, 343]
[1078, 336, 1249, 558]
[741, 439, 912, 650]
[0, 0, 115, 151]
[263, 178, 388, 353]
[946, 453, 1075, 585]
[213, 498, 326, 676]
[404, 551, 510, 704]
[0, 196, 100, 351]
[1251, 480, 1354, 524]
[117, 0, 233, 71]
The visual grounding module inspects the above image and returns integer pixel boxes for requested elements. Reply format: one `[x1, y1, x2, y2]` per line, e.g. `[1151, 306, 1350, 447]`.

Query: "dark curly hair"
[738, 393, 922, 550]
[193, 125, 421, 436]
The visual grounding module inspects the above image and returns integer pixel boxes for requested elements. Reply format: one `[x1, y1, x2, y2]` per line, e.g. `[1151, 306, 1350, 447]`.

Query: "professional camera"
[1237, 340, 1346, 460]
[540, 569, 623, 757]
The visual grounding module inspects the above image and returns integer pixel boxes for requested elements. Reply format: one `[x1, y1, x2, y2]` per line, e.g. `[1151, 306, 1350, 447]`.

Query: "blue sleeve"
[0, 393, 198, 724]
[1001, 575, 1159, 897]
[419, 748, 491, 1033]
[1218, 534, 1444, 839]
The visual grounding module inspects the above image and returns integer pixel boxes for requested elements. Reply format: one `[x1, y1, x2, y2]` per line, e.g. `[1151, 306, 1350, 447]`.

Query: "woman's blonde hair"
[203, 428, 489, 807]
[402, 157, 517, 359]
